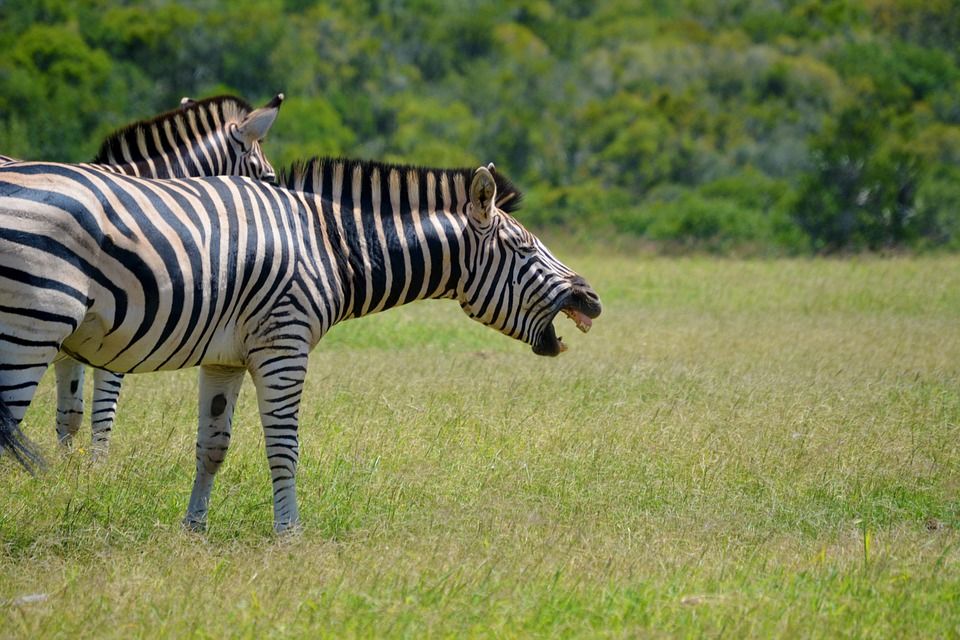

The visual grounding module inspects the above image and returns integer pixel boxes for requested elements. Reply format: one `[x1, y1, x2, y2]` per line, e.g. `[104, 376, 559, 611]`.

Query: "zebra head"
[459, 164, 602, 356]
[227, 93, 284, 183]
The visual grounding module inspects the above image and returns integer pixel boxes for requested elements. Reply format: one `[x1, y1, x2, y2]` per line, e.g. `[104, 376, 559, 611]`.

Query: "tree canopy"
[1, 0, 958, 252]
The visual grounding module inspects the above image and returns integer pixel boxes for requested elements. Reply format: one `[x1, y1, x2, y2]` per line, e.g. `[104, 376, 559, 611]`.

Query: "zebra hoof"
[273, 520, 302, 536]
[182, 517, 207, 533]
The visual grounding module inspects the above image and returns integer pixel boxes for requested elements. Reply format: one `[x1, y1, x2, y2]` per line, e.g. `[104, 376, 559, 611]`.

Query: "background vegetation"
[2, 255, 959, 637]
[2, 0, 959, 253]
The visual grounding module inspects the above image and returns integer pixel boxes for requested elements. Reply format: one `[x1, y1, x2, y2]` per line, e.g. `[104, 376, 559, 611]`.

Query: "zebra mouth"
[532, 292, 601, 357]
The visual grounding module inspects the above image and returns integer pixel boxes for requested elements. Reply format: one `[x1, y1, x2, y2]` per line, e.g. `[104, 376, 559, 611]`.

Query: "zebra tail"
[0, 398, 45, 475]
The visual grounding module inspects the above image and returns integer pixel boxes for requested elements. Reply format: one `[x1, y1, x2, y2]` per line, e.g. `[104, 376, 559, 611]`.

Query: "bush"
[524, 181, 633, 233]
[913, 167, 960, 249]
[632, 191, 800, 253]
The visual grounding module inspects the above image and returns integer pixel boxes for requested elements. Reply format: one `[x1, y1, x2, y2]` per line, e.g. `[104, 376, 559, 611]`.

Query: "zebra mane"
[92, 95, 255, 164]
[280, 157, 525, 214]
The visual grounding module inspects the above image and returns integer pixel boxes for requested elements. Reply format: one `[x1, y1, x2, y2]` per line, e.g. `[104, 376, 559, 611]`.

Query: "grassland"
[1, 254, 958, 638]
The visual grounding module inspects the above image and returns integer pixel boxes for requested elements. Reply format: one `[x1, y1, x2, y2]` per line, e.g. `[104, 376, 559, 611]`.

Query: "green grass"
[2, 255, 959, 638]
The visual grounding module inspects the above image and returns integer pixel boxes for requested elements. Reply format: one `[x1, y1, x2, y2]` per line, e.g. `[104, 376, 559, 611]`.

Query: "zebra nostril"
[569, 276, 601, 313]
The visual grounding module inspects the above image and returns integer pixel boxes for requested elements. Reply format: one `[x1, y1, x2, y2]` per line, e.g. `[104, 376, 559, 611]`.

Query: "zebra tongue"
[563, 308, 593, 333]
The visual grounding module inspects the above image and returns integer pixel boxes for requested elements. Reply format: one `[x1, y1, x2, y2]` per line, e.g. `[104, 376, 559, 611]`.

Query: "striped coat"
[4, 94, 283, 453]
[0, 158, 600, 531]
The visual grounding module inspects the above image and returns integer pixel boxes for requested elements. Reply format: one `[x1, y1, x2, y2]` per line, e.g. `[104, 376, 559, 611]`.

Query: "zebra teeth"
[562, 307, 592, 334]
[558, 337, 568, 352]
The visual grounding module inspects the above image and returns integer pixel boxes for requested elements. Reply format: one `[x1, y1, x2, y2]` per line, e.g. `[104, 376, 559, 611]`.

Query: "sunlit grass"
[2, 255, 959, 637]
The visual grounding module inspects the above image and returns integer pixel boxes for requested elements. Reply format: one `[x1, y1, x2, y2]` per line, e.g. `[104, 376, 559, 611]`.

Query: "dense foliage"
[1, 0, 958, 252]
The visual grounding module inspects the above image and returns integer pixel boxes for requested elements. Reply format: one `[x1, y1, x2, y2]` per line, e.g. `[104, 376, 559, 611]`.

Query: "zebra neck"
[93, 144, 218, 179]
[91, 96, 252, 177]
[311, 163, 471, 323]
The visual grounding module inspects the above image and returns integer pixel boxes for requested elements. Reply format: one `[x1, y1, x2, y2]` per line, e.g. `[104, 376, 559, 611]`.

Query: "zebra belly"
[61, 303, 246, 374]
[66, 320, 247, 373]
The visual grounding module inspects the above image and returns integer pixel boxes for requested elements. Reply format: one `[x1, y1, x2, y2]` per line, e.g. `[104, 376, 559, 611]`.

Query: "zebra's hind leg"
[249, 350, 308, 534]
[183, 365, 246, 532]
[90, 369, 123, 459]
[54, 358, 85, 446]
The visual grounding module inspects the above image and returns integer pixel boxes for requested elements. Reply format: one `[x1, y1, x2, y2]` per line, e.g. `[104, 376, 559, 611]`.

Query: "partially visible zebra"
[0, 158, 601, 532]
[3, 94, 284, 455]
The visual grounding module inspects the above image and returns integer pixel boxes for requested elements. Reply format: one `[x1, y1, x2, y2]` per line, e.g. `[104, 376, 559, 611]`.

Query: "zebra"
[0, 157, 601, 532]
[4, 94, 284, 456]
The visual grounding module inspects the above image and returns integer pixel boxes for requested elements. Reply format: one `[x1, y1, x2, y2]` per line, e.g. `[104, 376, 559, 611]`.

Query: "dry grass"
[2, 255, 959, 637]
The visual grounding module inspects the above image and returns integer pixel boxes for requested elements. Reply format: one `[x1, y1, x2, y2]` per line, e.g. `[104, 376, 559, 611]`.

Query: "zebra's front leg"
[90, 369, 124, 458]
[250, 351, 308, 533]
[54, 358, 85, 446]
[183, 365, 246, 532]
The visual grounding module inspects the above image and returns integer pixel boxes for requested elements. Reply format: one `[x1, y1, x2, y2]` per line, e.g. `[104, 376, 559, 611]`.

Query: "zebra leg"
[90, 369, 124, 458]
[183, 365, 245, 532]
[250, 352, 308, 533]
[53, 358, 85, 446]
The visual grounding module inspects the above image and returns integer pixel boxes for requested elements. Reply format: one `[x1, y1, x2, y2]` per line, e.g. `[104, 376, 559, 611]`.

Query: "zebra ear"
[236, 93, 284, 146]
[180, 97, 197, 109]
[469, 165, 497, 224]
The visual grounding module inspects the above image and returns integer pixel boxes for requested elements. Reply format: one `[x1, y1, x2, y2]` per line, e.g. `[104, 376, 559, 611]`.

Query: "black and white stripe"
[0, 158, 600, 532]
[38, 94, 283, 455]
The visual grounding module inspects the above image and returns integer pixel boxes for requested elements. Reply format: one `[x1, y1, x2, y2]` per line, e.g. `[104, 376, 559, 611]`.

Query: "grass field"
[2, 254, 959, 637]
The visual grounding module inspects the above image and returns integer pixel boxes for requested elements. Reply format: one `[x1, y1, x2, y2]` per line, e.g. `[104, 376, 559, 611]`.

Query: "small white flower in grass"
[680, 594, 727, 606]
[10, 593, 49, 606]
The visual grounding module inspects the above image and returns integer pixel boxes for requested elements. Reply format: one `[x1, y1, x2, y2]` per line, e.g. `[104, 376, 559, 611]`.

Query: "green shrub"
[913, 167, 960, 250]
[635, 192, 778, 252]
[524, 181, 633, 233]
